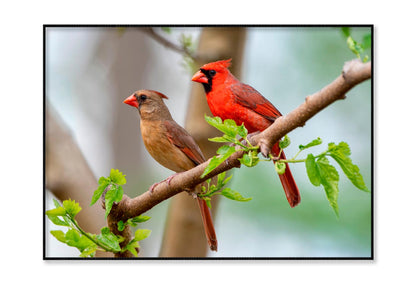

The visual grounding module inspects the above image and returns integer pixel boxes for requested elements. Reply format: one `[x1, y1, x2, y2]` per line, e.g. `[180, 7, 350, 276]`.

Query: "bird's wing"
[163, 120, 206, 166]
[230, 83, 282, 122]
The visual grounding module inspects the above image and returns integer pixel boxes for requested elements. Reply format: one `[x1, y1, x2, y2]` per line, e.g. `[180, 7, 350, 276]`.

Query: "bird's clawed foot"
[148, 181, 162, 193]
[148, 173, 178, 193]
[246, 131, 261, 139]
[241, 131, 261, 147]
[165, 173, 178, 185]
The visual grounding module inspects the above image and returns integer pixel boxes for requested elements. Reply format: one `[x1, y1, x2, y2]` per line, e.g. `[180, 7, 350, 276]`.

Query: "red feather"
[230, 83, 282, 122]
[193, 59, 301, 207]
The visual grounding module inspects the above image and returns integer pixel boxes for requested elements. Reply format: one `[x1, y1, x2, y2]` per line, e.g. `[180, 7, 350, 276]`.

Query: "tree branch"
[140, 27, 214, 62]
[256, 59, 372, 157]
[139, 27, 199, 61]
[107, 59, 372, 255]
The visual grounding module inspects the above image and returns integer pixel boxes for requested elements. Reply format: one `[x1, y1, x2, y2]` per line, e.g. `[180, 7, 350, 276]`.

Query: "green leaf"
[219, 145, 237, 158]
[205, 115, 239, 139]
[305, 154, 321, 186]
[134, 229, 151, 242]
[45, 207, 66, 217]
[362, 33, 371, 50]
[124, 241, 139, 257]
[341, 27, 351, 37]
[201, 183, 208, 194]
[116, 27, 126, 35]
[346, 36, 356, 53]
[221, 173, 233, 187]
[117, 221, 126, 232]
[161, 27, 171, 34]
[205, 115, 222, 125]
[201, 146, 236, 178]
[223, 119, 236, 125]
[239, 153, 251, 167]
[224, 119, 248, 139]
[316, 157, 340, 217]
[119, 215, 152, 230]
[216, 171, 226, 186]
[327, 142, 368, 192]
[199, 172, 234, 202]
[104, 184, 124, 218]
[79, 245, 97, 257]
[114, 185, 124, 201]
[279, 135, 291, 149]
[62, 199, 82, 218]
[63, 229, 95, 252]
[182, 55, 197, 74]
[205, 115, 249, 144]
[179, 34, 194, 50]
[90, 181, 108, 206]
[98, 176, 109, 185]
[239, 151, 260, 167]
[299, 137, 322, 150]
[53, 199, 62, 208]
[223, 118, 237, 128]
[220, 122, 238, 138]
[109, 169, 126, 185]
[64, 229, 81, 244]
[129, 215, 151, 224]
[236, 123, 248, 139]
[205, 115, 223, 130]
[274, 162, 286, 175]
[217, 145, 232, 155]
[47, 214, 70, 227]
[201, 156, 222, 178]
[208, 136, 233, 143]
[74, 236, 95, 253]
[327, 141, 349, 154]
[347, 36, 364, 58]
[221, 188, 252, 202]
[96, 227, 121, 252]
[50, 230, 66, 243]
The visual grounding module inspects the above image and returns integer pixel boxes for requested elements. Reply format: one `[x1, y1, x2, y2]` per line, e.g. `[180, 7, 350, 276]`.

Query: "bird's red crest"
[202, 58, 232, 70]
[215, 58, 232, 69]
[152, 90, 169, 100]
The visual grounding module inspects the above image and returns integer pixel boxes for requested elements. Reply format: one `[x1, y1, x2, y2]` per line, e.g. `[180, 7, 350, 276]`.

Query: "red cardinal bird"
[192, 59, 300, 207]
[124, 90, 217, 251]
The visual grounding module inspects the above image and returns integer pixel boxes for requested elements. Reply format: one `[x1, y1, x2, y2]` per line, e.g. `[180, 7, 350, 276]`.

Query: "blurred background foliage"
[45, 26, 372, 257]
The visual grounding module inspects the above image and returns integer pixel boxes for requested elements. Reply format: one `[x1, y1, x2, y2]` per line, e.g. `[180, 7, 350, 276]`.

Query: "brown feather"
[163, 120, 206, 166]
[125, 89, 218, 251]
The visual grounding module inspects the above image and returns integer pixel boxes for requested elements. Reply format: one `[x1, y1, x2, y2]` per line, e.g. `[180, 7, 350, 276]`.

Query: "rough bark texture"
[158, 27, 247, 257]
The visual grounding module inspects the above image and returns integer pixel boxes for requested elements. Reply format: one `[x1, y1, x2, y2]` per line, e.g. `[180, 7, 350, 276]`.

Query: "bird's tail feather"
[197, 198, 218, 251]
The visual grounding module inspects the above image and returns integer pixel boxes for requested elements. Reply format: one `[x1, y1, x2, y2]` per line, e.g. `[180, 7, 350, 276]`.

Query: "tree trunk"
[159, 27, 246, 257]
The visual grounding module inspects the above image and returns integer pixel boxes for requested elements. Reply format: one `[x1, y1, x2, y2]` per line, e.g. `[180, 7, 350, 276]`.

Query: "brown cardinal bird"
[192, 59, 301, 208]
[123, 89, 217, 251]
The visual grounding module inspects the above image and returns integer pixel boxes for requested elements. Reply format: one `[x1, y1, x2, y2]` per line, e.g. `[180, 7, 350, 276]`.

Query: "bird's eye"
[209, 70, 216, 76]
[139, 94, 147, 101]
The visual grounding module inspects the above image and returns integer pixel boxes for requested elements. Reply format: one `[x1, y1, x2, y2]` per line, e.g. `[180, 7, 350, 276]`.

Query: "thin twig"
[140, 27, 202, 61]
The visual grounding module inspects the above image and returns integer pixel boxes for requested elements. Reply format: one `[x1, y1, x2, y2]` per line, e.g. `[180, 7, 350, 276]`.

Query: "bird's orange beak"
[191, 70, 209, 84]
[123, 94, 139, 108]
